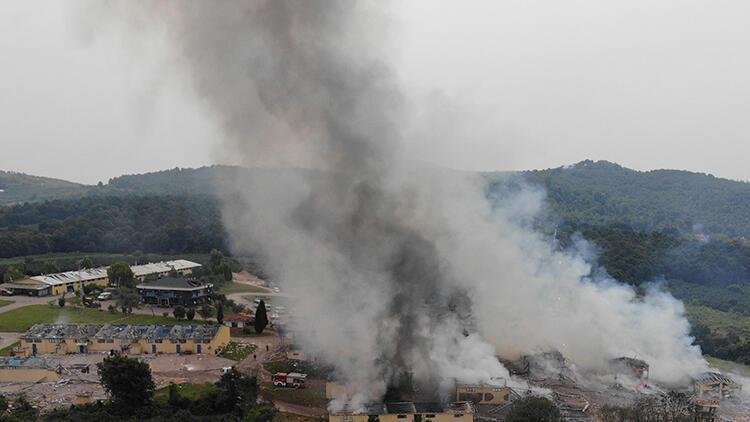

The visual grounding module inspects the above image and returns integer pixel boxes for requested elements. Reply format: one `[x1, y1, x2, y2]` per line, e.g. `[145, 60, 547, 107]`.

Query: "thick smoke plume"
[89, 0, 708, 408]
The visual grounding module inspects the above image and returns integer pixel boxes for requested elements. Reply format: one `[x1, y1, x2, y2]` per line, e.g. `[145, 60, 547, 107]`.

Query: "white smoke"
[83, 0, 708, 408]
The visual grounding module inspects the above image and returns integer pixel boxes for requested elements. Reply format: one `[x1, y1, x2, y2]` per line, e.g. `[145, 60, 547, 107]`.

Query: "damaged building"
[19, 324, 230, 356]
[694, 372, 741, 404]
[329, 401, 474, 422]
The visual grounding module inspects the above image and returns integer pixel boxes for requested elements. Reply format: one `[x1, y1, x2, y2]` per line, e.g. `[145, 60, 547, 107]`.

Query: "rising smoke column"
[87, 0, 708, 406]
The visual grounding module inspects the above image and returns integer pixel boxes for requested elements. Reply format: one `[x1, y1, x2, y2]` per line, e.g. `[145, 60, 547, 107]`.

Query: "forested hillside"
[515, 160, 750, 237]
[0, 171, 96, 205]
[5, 162, 750, 363]
[0, 195, 227, 258]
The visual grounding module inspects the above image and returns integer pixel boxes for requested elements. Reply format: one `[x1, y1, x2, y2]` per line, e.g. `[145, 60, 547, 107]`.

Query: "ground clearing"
[218, 282, 270, 295]
[260, 383, 328, 408]
[0, 305, 206, 332]
[263, 360, 334, 380]
[154, 383, 217, 403]
[706, 356, 750, 378]
[231, 330, 275, 338]
[0, 300, 12, 308]
[219, 341, 257, 361]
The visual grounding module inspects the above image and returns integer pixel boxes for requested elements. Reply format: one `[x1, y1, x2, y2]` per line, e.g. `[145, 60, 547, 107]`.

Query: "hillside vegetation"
[0, 171, 95, 205]
[6, 161, 750, 363]
[517, 160, 750, 237]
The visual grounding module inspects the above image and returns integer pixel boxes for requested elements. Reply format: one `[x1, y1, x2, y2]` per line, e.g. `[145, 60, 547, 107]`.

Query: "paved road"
[0, 332, 22, 350]
[0, 294, 59, 315]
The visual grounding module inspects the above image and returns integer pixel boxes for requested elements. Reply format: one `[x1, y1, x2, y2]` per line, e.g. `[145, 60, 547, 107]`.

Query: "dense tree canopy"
[0, 195, 227, 258]
[97, 354, 156, 411]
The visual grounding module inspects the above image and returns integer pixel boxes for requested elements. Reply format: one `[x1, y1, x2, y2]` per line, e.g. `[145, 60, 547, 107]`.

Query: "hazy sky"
[1, 1, 749, 184]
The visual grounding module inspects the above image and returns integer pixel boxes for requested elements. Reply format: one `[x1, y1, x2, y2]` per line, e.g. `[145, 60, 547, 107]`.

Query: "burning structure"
[91, 0, 717, 412]
[694, 372, 741, 404]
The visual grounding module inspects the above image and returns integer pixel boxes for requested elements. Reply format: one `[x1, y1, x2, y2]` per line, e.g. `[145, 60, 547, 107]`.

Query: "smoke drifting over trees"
[88, 0, 707, 408]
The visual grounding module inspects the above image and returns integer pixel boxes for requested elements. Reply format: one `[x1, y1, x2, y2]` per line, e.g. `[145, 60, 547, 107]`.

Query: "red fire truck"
[272, 372, 307, 389]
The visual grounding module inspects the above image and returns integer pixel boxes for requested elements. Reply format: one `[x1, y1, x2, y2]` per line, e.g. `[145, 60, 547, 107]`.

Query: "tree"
[221, 263, 233, 281]
[6, 395, 38, 421]
[243, 402, 277, 422]
[214, 368, 259, 417]
[198, 304, 214, 320]
[97, 353, 155, 411]
[210, 249, 224, 274]
[79, 256, 93, 270]
[505, 396, 562, 422]
[216, 302, 224, 325]
[186, 307, 196, 321]
[2, 265, 23, 282]
[107, 261, 134, 288]
[173, 305, 186, 320]
[254, 300, 268, 334]
[115, 287, 140, 314]
[43, 260, 59, 274]
[58, 294, 66, 308]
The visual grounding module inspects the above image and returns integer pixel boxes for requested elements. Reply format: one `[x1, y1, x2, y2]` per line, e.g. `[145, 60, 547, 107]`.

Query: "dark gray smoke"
[99, 0, 493, 402]
[86, 0, 709, 409]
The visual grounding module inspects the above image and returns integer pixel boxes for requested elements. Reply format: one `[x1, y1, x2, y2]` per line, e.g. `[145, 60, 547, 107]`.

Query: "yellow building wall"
[331, 411, 472, 422]
[22, 325, 230, 356]
[432, 413, 473, 422]
[0, 368, 60, 383]
[329, 415, 370, 422]
[456, 385, 512, 405]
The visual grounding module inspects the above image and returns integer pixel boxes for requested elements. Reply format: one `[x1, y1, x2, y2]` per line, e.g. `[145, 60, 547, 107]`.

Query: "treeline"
[557, 224, 750, 288]
[0, 195, 227, 258]
[514, 159, 750, 238]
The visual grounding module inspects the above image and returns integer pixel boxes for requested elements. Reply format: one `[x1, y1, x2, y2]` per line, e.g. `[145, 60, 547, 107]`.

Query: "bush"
[173, 306, 186, 320]
[505, 396, 562, 422]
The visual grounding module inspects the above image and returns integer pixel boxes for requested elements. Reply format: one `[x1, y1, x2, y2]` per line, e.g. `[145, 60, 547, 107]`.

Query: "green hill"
[515, 160, 750, 238]
[0, 171, 96, 205]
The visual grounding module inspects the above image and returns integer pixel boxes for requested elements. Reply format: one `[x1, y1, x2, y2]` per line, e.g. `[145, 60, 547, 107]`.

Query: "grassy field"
[0, 305, 207, 332]
[154, 383, 217, 403]
[685, 304, 750, 340]
[260, 383, 328, 408]
[0, 300, 12, 307]
[219, 341, 257, 361]
[218, 282, 270, 295]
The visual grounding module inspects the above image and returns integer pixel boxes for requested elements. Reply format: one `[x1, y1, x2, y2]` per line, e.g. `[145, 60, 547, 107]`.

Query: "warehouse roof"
[22, 324, 222, 343]
[26, 260, 202, 287]
[136, 277, 212, 292]
[131, 260, 202, 277]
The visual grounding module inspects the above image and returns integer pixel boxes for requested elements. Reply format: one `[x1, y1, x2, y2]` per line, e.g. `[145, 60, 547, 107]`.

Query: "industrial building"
[0, 260, 201, 297]
[19, 323, 230, 356]
[455, 383, 518, 406]
[329, 402, 474, 422]
[136, 277, 213, 307]
[223, 313, 254, 329]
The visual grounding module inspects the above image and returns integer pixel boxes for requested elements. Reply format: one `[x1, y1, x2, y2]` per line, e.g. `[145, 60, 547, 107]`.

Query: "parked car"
[97, 292, 113, 301]
[0, 289, 13, 296]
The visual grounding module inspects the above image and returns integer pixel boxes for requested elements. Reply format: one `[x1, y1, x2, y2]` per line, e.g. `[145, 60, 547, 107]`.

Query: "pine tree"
[254, 300, 268, 334]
